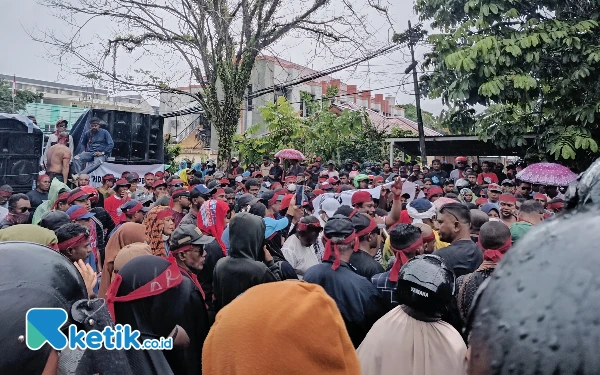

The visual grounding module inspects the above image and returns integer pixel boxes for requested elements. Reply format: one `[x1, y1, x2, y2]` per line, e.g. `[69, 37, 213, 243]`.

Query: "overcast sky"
[1, 0, 444, 114]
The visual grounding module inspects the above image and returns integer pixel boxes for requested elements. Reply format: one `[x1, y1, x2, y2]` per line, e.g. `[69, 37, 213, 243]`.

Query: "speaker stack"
[0, 118, 43, 192]
[72, 109, 164, 165]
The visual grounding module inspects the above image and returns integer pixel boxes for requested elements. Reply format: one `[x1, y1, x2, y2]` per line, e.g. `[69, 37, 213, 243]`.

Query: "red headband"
[478, 237, 512, 262]
[422, 232, 436, 244]
[105, 258, 182, 321]
[322, 232, 358, 270]
[297, 222, 322, 232]
[67, 190, 88, 204]
[38, 174, 49, 183]
[57, 233, 89, 251]
[389, 237, 424, 282]
[52, 192, 70, 209]
[355, 218, 378, 238]
[68, 206, 90, 221]
[212, 188, 225, 197]
[0, 190, 11, 197]
[156, 210, 173, 220]
[125, 202, 143, 215]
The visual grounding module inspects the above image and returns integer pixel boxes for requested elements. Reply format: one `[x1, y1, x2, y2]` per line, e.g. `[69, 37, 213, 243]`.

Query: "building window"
[300, 91, 315, 117]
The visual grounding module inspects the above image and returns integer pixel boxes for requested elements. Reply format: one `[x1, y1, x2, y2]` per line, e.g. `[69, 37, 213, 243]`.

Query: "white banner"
[88, 163, 164, 187]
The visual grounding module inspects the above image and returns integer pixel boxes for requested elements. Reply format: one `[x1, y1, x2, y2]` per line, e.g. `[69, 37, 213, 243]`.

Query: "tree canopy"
[40, 0, 392, 168]
[234, 96, 387, 165]
[0, 80, 43, 113]
[416, 0, 600, 165]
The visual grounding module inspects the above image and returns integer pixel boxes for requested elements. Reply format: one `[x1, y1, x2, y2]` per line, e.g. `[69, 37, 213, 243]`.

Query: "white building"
[1, 74, 155, 115]
[159, 56, 439, 159]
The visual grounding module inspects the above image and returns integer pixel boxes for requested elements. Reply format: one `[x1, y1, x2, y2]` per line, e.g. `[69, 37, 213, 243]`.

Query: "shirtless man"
[46, 132, 72, 183]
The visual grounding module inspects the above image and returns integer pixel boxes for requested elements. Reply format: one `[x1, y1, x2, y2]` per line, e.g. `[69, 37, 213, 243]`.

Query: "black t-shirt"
[26, 190, 48, 210]
[434, 239, 483, 277]
[350, 250, 385, 280]
[288, 165, 305, 176]
[228, 166, 244, 176]
[425, 170, 448, 186]
[269, 165, 284, 182]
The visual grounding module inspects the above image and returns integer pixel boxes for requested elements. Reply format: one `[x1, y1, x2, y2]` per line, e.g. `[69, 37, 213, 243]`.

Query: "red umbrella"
[516, 162, 577, 186]
[275, 148, 305, 161]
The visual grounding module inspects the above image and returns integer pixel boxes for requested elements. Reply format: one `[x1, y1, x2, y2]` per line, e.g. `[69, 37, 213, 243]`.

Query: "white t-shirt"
[281, 234, 320, 280]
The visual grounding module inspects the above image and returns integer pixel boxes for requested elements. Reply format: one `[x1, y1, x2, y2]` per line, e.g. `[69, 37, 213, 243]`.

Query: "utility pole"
[406, 20, 427, 165]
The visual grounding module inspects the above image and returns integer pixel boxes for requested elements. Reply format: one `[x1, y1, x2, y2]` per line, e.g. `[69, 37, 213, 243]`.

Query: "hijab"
[143, 206, 173, 257]
[32, 178, 70, 224]
[113, 242, 153, 273]
[197, 199, 229, 255]
[458, 188, 475, 203]
[0, 225, 58, 249]
[98, 223, 146, 298]
[480, 203, 500, 217]
[203, 282, 360, 375]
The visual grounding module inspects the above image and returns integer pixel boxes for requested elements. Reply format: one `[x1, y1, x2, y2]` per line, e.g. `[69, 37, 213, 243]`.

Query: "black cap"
[39, 211, 71, 231]
[237, 193, 260, 207]
[170, 224, 215, 250]
[273, 157, 280, 162]
[324, 214, 355, 239]
[259, 190, 275, 205]
[120, 199, 150, 213]
[333, 205, 354, 217]
[351, 212, 374, 233]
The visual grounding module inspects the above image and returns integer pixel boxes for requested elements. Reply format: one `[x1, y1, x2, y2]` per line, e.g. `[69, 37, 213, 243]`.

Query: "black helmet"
[344, 159, 353, 166]
[396, 254, 455, 314]
[467, 204, 600, 374]
[0, 242, 87, 374]
[39, 210, 71, 231]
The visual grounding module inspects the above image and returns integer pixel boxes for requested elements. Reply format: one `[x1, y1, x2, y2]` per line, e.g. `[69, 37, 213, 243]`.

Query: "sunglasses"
[170, 183, 184, 188]
[18, 207, 34, 213]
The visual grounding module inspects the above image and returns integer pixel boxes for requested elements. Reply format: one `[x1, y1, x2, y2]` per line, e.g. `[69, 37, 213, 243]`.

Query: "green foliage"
[235, 97, 388, 165]
[0, 80, 43, 113]
[164, 134, 182, 172]
[395, 103, 442, 132]
[415, 0, 600, 163]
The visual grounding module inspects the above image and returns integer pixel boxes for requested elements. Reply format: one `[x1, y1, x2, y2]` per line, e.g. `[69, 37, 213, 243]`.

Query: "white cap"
[320, 198, 341, 218]
[235, 176, 243, 183]
[287, 183, 297, 192]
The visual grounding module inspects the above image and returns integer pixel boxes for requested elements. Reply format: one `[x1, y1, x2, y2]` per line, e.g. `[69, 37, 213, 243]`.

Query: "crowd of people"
[0, 150, 591, 375]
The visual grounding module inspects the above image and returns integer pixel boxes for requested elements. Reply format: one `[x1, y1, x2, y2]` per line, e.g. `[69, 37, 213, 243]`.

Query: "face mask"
[12, 212, 30, 224]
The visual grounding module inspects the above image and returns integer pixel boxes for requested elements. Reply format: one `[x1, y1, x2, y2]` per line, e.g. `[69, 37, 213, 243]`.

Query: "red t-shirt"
[104, 195, 130, 224]
[477, 172, 499, 185]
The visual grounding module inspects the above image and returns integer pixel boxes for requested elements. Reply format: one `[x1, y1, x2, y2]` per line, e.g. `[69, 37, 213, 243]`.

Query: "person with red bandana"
[455, 221, 511, 326]
[450, 156, 468, 181]
[42, 119, 73, 167]
[303, 214, 385, 348]
[499, 194, 518, 227]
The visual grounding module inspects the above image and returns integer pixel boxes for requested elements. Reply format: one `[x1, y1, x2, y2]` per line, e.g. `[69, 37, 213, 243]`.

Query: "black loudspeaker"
[79, 109, 164, 164]
[0, 117, 44, 192]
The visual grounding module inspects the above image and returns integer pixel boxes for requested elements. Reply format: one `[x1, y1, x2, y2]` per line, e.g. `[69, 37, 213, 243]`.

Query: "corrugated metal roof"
[335, 102, 442, 136]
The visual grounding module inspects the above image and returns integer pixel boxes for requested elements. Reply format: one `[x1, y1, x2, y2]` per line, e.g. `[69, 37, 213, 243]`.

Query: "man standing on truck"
[73, 117, 114, 176]
[46, 133, 72, 183]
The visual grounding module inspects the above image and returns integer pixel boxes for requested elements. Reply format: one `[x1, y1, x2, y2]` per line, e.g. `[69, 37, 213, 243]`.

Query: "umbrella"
[275, 148, 305, 160]
[516, 162, 577, 186]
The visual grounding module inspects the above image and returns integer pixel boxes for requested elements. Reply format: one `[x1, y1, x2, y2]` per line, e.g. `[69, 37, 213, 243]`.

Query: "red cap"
[499, 194, 517, 204]
[153, 179, 167, 188]
[427, 186, 443, 198]
[475, 197, 488, 206]
[280, 194, 294, 211]
[115, 179, 130, 186]
[352, 191, 372, 206]
[534, 193, 547, 201]
[67, 189, 90, 205]
[144, 172, 154, 177]
[455, 156, 467, 162]
[102, 174, 115, 182]
[155, 171, 164, 178]
[374, 176, 384, 182]
[52, 192, 71, 209]
[219, 178, 230, 185]
[285, 176, 296, 183]
[328, 177, 338, 184]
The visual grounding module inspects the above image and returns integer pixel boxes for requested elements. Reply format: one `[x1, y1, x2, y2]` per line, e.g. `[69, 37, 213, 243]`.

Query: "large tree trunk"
[213, 105, 240, 170]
